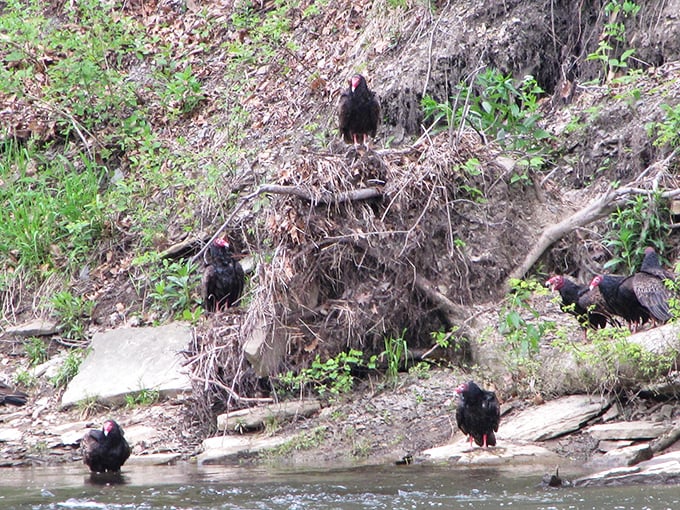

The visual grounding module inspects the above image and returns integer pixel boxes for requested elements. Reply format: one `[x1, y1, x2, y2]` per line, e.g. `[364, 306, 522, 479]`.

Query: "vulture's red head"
[213, 238, 230, 249]
[350, 74, 364, 92]
[589, 275, 603, 291]
[644, 246, 656, 255]
[454, 381, 468, 394]
[103, 420, 115, 436]
[545, 275, 565, 291]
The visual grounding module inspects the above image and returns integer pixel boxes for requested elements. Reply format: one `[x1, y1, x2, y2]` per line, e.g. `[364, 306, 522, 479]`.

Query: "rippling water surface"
[0, 462, 678, 509]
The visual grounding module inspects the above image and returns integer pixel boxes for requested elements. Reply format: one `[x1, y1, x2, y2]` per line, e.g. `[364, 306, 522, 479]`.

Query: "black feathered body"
[455, 381, 500, 447]
[555, 276, 610, 330]
[596, 274, 652, 327]
[202, 242, 245, 312]
[0, 382, 27, 406]
[82, 420, 131, 473]
[338, 75, 380, 144]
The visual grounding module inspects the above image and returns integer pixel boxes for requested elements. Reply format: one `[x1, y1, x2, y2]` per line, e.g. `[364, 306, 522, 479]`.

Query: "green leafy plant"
[51, 291, 95, 341]
[147, 258, 203, 320]
[50, 349, 85, 388]
[278, 349, 377, 398]
[648, 103, 680, 149]
[24, 337, 49, 366]
[586, 0, 640, 83]
[603, 194, 669, 273]
[14, 369, 38, 388]
[125, 387, 160, 408]
[499, 279, 555, 359]
[383, 329, 408, 382]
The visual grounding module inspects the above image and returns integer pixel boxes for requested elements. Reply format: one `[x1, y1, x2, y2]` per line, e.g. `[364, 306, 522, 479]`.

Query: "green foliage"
[146, 258, 203, 320]
[586, 0, 640, 83]
[157, 64, 205, 119]
[603, 194, 669, 273]
[499, 279, 555, 360]
[383, 329, 407, 382]
[23, 337, 49, 366]
[14, 369, 37, 388]
[264, 426, 328, 458]
[125, 387, 160, 408]
[648, 103, 680, 149]
[0, 141, 107, 278]
[278, 349, 377, 398]
[50, 349, 85, 388]
[51, 291, 95, 341]
[555, 327, 675, 392]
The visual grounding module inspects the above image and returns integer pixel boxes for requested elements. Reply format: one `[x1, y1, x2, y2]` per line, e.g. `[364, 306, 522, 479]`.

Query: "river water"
[0, 463, 678, 510]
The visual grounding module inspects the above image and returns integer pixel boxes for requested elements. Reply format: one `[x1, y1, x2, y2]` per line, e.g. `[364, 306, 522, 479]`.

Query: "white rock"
[588, 421, 670, 440]
[197, 434, 291, 465]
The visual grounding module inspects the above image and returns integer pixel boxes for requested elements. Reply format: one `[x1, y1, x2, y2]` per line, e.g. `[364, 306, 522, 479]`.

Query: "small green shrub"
[383, 329, 407, 382]
[648, 103, 680, 149]
[146, 258, 203, 320]
[603, 194, 669, 273]
[278, 349, 377, 398]
[51, 291, 95, 341]
[14, 369, 38, 388]
[50, 349, 85, 388]
[125, 387, 160, 408]
[24, 338, 49, 366]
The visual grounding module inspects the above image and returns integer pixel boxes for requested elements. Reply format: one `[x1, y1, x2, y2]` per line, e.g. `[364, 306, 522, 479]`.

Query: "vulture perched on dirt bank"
[338, 74, 381, 148]
[0, 382, 27, 406]
[202, 238, 245, 312]
[589, 248, 673, 331]
[82, 419, 131, 473]
[546, 275, 617, 332]
[455, 380, 500, 448]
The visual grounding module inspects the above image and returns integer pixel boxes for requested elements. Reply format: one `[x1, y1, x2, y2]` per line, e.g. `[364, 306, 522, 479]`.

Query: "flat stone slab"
[587, 443, 652, 468]
[588, 421, 670, 441]
[0, 428, 22, 442]
[500, 395, 609, 441]
[197, 434, 291, 465]
[61, 323, 192, 408]
[5, 318, 58, 337]
[422, 438, 560, 466]
[574, 450, 680, 487]
[126, 453, 181, 466]
[217, 399, 321, 432]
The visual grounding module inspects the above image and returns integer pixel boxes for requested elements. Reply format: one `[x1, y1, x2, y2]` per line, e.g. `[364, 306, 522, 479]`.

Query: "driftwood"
[508, 151, 680, 285]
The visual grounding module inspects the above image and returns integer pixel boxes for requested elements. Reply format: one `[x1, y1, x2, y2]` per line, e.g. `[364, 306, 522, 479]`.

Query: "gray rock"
[588, 421, 670, 441]
[127, 453, 181, 466]
[0, 428, 22, 442]
[422, 438, 560, 466]
[597, 439, 633, 452]
[197, 434, 291, 465]
[61, 323, 192, 408]
[500, 395, 609, 441]
[574, 451, 680, 486]
[6, 319, 58, 337]
[123, 424, 159, 446]
[217, 399, 320, 432]
[588, 443, 652, 468]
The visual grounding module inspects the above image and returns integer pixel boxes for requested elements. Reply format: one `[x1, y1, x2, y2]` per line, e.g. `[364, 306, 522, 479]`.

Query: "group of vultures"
[547, 247, 675, 334]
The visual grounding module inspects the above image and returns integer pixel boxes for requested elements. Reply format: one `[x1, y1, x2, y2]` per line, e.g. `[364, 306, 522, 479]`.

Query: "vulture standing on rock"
[202, 238, 245, 312]
[590, 248, 674, 331]
[0, 382, 27, 406]
[338, 73, 381, 148]
[455, 380, 500, 448]
[546, 275, 617, 332]
[82, 419, 131, 473]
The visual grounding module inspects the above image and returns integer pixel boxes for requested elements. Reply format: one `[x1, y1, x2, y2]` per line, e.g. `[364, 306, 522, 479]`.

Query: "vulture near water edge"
[82, 419, 131, 473]
[455, 380, 500, 448]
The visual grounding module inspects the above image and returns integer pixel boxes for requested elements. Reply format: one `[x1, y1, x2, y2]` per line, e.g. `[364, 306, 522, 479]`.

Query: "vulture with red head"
[455, 380, 500, 448]
[202, 238, 245, 312]
[546, 275, 618, 331]
[82, 419, 131, 473]
[338, 74, 381, 148]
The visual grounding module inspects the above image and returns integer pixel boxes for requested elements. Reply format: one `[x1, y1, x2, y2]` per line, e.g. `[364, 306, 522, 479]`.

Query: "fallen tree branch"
[192, 375, 274, 404]
[507, 152, 680, 285]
